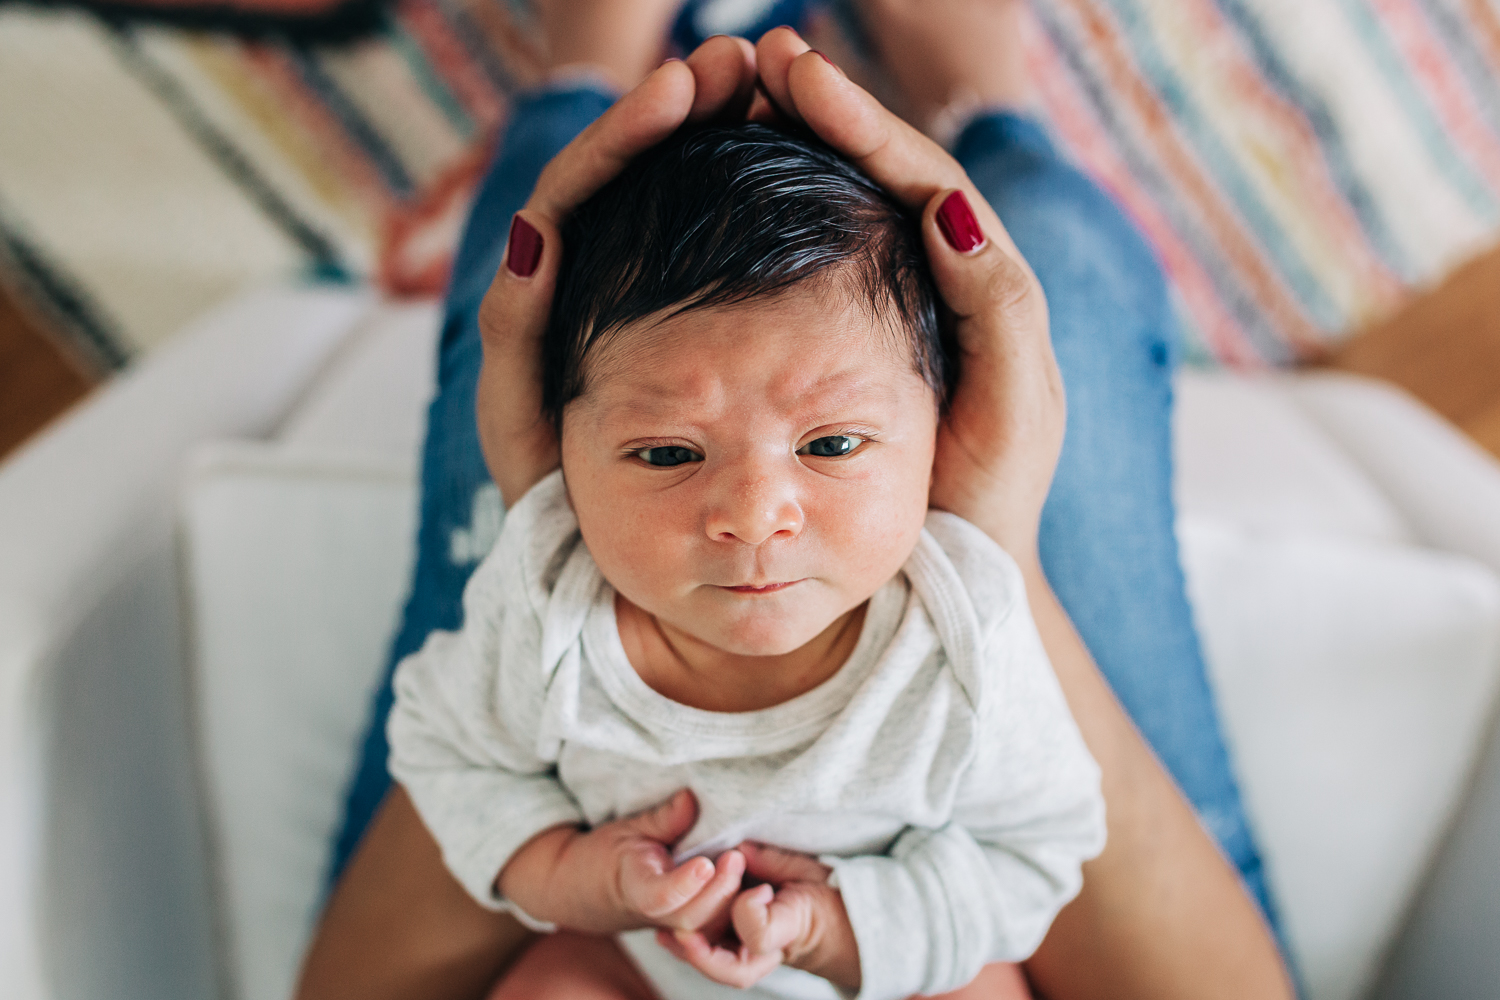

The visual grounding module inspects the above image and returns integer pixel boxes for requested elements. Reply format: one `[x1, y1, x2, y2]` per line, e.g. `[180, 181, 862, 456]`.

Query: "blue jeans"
[332, 87, 1279, 931]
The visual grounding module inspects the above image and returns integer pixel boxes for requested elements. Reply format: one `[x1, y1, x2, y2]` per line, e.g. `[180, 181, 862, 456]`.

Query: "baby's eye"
[636, 445, 703, 467]
[798, 435, 862, 458]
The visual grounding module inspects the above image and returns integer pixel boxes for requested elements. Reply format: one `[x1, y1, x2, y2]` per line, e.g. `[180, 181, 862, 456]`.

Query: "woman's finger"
[921, 186, 1061, 560]
[752, 25, 804, 122]
[525, 59, 694, 222]
[475, 207, 563, 503]
[757, 28, 1030, 262]
[687, 34, 758, 124]
[528, 34, 755, 221]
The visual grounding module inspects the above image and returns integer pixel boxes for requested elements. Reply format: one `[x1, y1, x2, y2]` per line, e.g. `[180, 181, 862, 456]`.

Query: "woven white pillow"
[181, 443, 417, 1000]
[1181, 516, 1500, 1000]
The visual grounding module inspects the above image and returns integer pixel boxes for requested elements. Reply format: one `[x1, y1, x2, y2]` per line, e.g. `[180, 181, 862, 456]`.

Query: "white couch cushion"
[182, 443, 418, 1000]
[1287, 372, 1500, 576]
[277, 300, 441, 463]
[0, 285, 372, 1000]
[1181, 517, 1500, 1000]
[1175, 370, 1414, 546]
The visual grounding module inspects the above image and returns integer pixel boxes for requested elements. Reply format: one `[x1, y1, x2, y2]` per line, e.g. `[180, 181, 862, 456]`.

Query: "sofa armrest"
[0, 286, 372, 1000]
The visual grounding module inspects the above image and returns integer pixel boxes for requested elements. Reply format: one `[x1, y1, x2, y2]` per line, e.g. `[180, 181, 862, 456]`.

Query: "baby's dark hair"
[541, 123, 945, 427]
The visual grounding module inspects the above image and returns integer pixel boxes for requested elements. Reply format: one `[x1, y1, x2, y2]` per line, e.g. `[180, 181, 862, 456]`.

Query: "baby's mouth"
[722, 580, 804, 594]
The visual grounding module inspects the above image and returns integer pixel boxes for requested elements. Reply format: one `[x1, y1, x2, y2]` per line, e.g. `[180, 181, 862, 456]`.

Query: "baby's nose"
[704, 470, 804, 546]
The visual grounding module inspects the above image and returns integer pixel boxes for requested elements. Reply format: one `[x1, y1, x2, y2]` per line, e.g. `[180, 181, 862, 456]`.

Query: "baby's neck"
[615, 593, 867, 713]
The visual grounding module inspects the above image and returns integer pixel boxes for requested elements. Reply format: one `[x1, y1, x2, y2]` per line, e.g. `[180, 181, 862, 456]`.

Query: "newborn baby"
[388, 123, 1105, 1000]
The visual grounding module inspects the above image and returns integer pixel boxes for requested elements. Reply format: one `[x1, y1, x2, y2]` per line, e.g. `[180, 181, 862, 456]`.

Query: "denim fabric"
[955, 114, 1276, 929]
[330, 92, 1277, 935]
[330, 86, 615, 878]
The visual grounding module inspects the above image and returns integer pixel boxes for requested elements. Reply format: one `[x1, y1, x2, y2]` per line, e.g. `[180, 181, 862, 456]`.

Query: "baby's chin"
[666, 603, 848, 659]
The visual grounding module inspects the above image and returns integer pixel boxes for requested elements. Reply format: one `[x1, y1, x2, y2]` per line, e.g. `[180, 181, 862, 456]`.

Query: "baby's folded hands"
[497, 790, 861, 993]
[497, 789, 747, 934]
[659, 842, 863, 994]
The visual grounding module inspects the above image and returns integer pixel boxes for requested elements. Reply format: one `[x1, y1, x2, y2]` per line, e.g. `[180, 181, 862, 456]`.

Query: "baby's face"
[560, 285, 938, 658]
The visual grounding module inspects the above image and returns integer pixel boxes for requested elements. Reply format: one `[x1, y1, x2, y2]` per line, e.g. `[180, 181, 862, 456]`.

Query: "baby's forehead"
[584, 287, 925, 406]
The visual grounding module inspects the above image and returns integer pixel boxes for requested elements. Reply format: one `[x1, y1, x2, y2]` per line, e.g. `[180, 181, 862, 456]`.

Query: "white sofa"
[3, 286, 1500, 1000]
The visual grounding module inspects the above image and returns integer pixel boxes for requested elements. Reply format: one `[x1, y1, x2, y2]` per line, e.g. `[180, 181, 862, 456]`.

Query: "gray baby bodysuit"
[389, 471, 1105, 1000]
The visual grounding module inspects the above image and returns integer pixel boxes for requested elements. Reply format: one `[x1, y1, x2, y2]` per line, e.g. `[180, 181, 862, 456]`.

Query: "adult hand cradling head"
[475, 28, 1063, 573]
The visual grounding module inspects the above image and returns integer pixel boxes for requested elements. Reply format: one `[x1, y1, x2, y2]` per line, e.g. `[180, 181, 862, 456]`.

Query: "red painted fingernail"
[813, 50, 835, 67]
[506, 214, 542, 277]
[937, 190, 985, 253]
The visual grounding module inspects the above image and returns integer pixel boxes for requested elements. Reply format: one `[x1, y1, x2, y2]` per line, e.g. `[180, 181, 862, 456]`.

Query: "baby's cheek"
[818, 488, 924, 593]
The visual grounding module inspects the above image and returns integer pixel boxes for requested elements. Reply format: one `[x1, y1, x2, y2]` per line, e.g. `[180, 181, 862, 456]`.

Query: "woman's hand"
[657, 842, 861, 994]
[751, 29, 1062, 570]
[475, 34, 757, 507]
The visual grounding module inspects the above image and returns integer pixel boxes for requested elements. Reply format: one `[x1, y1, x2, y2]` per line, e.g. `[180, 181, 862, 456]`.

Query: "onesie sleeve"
[825, 588, 1106, 1000]
[387, 482, 587, 923]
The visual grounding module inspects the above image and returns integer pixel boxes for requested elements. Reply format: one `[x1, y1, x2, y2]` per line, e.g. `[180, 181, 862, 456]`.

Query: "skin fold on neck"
[615, 592, 870, 713]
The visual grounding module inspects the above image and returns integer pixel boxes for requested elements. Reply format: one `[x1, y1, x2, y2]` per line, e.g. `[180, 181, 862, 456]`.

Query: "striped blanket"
[1, 0, 1498, 368]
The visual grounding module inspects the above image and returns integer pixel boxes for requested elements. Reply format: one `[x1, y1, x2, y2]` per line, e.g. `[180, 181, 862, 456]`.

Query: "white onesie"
[389, 471, 1105, 1000]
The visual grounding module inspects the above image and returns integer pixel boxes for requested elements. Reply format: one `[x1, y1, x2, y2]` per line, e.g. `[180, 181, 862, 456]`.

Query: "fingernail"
[661, 56, 682, 65]
[813, 50, 835, 67]
[937, 190, 985, 253]
[506, 214, 542, 277]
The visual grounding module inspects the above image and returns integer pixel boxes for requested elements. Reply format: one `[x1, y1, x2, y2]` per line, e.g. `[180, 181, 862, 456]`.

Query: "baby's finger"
[729, 883, 777, 954]
[619, 788, 699, 846]
[659, 849, 746, 933]
[735, 884, 810, 956]
[620, 848, 715, 920]
[739, 842, 832, 885]
[664, 929, 785, 989]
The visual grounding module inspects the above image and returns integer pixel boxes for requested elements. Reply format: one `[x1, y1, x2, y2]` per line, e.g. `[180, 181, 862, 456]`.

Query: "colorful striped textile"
[1013, 0, 1500, 364]
[2, 0, 1500, 368]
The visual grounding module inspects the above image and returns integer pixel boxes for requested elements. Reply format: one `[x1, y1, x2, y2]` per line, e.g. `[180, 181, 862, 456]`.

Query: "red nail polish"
[506, 214, 543, 277]
[813, 50, 836, 68]
[937, 190, 985, 253]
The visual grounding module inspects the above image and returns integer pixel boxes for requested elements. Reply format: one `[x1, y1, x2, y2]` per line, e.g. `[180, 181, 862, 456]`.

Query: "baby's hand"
[658, 842, 862, 993]
[496, 789, 747, 934]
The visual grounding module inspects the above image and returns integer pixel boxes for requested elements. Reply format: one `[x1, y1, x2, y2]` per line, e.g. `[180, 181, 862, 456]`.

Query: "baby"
[388, 123, 1105, 1000]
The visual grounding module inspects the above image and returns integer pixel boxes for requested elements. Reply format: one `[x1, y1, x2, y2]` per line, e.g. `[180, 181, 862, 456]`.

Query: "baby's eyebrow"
[597, 372, 906, 426]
